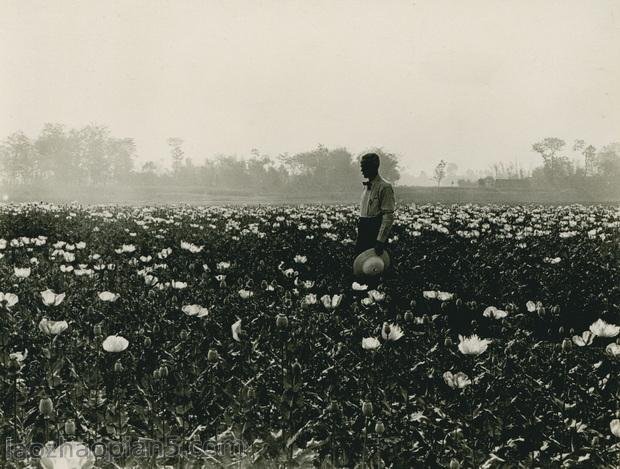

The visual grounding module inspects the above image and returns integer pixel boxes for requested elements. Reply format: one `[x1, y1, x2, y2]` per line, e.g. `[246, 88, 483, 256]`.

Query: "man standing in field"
[355, 153, 396, 257]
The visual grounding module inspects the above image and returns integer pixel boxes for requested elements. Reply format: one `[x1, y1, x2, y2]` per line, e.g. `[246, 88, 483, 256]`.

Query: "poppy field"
[0, 202, 619, 468]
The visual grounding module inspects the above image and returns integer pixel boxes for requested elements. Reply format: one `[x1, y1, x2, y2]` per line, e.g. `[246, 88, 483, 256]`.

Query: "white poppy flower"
[41, 289, 66, 307]
[458, 334, 491, 355]
[362, 337, 381, 350]
[381, 323, 404, 341]
[589, 319, 619, 338]
[572, 330, 595, 347]
[102, 335, 129, 353]
[232, 319, 242, 342]
[98, 291, 120, 302]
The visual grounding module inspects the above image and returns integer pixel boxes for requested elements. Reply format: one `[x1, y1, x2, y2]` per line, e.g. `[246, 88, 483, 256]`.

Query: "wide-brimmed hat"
[353, 248, 390, 277]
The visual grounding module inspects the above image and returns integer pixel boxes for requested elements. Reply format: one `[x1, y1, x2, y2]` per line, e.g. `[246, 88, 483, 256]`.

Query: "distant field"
[1, 183, 619, 205]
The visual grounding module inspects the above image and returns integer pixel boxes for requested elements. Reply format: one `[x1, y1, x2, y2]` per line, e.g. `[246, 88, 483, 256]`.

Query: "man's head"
[360, 153, 380, 179]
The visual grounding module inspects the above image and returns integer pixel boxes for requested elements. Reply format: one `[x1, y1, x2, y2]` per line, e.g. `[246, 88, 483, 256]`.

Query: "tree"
[0, 131, 38, 184]
[168, 137, 185, 175]
[107, 137, 136, 183]
[433, 159, 447, 188]
[596, 143, 620, 179]
[74, 125, 111, 185]
[35, 123, 68, 181]
[532, 138, 566, 178]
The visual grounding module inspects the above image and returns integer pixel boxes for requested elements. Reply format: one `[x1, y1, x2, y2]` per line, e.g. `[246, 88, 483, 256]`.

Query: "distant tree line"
[0, 124, 401, 194]
[1, 125, 617, 196]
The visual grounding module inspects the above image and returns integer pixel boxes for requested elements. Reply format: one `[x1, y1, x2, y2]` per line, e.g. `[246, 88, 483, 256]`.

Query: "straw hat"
[353, 248, 390, 276]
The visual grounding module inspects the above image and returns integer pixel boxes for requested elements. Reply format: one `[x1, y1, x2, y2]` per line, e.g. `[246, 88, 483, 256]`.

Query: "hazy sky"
[1, 0, 619, 174]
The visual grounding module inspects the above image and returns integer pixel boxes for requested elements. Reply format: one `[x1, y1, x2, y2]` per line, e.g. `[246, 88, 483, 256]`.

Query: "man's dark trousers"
[355, 215, 383, 256]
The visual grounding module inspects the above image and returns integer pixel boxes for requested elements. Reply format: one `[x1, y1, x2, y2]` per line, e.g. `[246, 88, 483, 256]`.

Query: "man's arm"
[376, 184, 396, 244]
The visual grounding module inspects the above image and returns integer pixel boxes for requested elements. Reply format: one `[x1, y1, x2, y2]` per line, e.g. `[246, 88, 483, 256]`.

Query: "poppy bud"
[441, 302, 448, 311]
[207, 349, 219, 363]
[362, 401, 373, 417]
[152, 369, 161, 380]
[591, 436, 600, 446]
[39, 397, 54, 418]
[561, 338, 572, 353]
[558, 327, 564, 335]
[552, 306, 560, 315]
[404, 311, 414, 322]
[374, 421, 385, 434]
[247, 386, 256, 400]
[93, 324, 103, 337]
[455, 298, 463, 307]
[180, 330, 189, 340]
[159, 365, 169, 378]
[276, 314, 289, 329]
[409, 299, 416, 308]
[144, 336, 151, 347]
[449, 459, 461, 469]
[444, 337, 453, 347]
[469, 301, 478, 310]
[291, 360, 302, 378]
[422, 314, 430, 325]
[114, 361, 124, 373]
[148, 289, 156, 298]
[64, 419, 76, 435]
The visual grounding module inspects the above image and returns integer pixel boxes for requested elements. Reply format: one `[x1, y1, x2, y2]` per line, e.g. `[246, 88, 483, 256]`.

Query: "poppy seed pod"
[148, 289, 156, 298]
[374, 421, 385, 434]
[114, 361, 124, 373]
[39, 397, 54, 417]
[207, 349, 219, 363]
[362, 401, 373, 417]
[276, 314, 289, 328]
[152, 369, 161, 380]
[159, 365, 169, 378]
[64, 419, 76, 435]
[180, 330, 189, 340]
[144, 336, 152, 347]
[444, 337, 453, 347]
[561, 338, 572, 352]
[404, 311, 414, 322]
[93, 324, 103, 337]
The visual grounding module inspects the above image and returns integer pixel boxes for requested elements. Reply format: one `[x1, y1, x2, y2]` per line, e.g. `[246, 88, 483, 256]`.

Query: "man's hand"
[374, 241, 384, 256]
